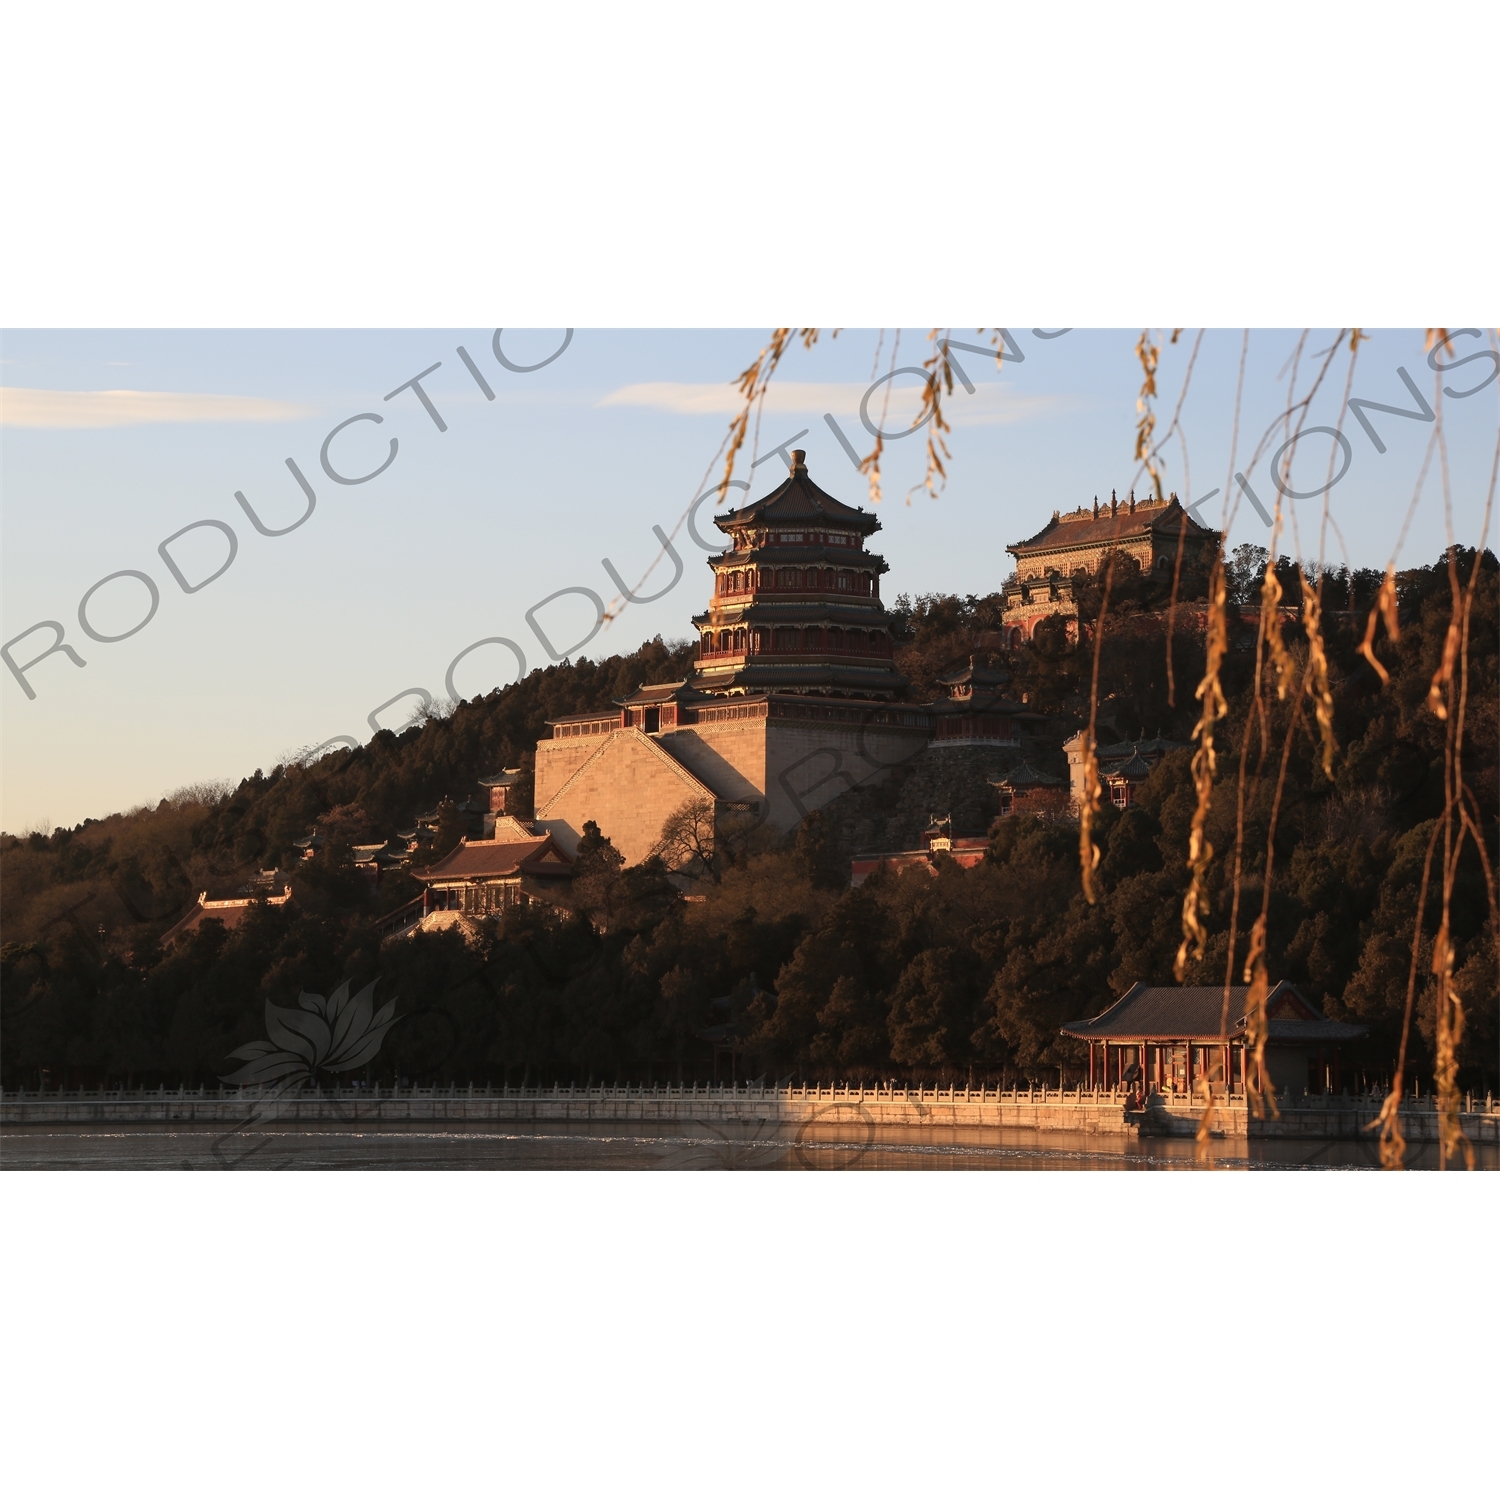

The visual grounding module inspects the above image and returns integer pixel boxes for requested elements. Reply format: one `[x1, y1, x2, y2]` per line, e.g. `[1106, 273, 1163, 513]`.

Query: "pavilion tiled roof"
[352, 839, 407, 866]
[619, 680, 698, 706]
[717, 456, 879, 535]
[1097, 735, 1187, 761]
[1008, 498, 1215, 558]
[415, 835, 573, 882]
[937, 655, 1011, 690]
[1061, 982, 1367, 1042]
[162, 890, 293, 946]
[990, 760, 1062, 788]
[1104, 751, 1157, 782]
[930, 694, 1040, 720]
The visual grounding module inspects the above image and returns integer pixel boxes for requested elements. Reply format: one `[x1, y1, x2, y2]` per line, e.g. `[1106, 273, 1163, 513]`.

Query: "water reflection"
[3, 1120, 1494, 1170]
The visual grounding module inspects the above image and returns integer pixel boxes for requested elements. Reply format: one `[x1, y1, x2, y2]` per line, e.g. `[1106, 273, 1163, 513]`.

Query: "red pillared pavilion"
[1061, 982, 1368, 1098]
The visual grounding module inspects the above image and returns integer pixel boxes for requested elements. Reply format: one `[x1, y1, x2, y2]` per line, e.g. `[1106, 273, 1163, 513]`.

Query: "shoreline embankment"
[4, 1083, 1497, 1144]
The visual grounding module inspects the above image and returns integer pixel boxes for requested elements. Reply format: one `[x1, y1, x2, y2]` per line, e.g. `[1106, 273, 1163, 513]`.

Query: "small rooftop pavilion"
[849, 815, 989, 886]
[989, 760, 1066, 817]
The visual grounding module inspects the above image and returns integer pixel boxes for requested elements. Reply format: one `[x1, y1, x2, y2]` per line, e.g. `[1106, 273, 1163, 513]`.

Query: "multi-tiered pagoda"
[688, 450, 906, 699]
[530, 453, 929, 865]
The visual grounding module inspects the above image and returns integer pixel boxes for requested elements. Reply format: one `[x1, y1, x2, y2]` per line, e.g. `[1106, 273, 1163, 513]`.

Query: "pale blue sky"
[3, 327, 1496, 832]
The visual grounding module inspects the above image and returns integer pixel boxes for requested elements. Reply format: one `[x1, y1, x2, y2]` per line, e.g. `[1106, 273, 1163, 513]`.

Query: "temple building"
[532, 466, 1233, 872]
[849, 815, 989, 887]
[1002, 491, 1219, 645]
[477, 769, 526, 827]
[928, 656, 1046, 748]
[162, 889, 293, 946]
[533, 452, 929, 867]
[990, 761, 1066, 818]
[413, 828, 576, 916]
[690, 455, 905, 699]
[352, 838, 409, 881]
[1062, 733, 1187, 811]
[1061, 982, 1368, 1097]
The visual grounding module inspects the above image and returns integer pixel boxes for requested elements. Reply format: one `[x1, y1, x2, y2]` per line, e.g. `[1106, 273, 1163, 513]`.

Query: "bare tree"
[655, 799, 718, 883]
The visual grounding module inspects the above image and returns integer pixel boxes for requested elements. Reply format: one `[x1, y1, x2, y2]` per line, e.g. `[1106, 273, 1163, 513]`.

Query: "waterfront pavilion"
[1060, 982, 1368, 1098]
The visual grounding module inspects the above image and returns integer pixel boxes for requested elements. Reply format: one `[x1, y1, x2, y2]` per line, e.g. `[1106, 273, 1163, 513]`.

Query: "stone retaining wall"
[5, 1084, 1496, 1144]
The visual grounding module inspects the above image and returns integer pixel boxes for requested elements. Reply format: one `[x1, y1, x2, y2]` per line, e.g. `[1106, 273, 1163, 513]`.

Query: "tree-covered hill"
[2, 548, 1495, 1092]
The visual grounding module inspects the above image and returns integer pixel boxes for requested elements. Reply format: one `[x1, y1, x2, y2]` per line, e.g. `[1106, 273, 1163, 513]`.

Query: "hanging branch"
[1145, 329, 1206, 709]
[1428, 373, 1476, 1170]
[1078, 511, 1127, 903]
[1299, 574, 1337, 779]
[1260, 537, 1297, 713]
[1207, 332, 1362, 1132]
[718, 328, 822, 501]
[1176, 330, 1247, 719]
[1216, 526, 1280, 1107]
[1370, 366, 1497, 1169]
[1174, 550, 1229, 978]
[1185, 332, 1339, 992]
[1240, 675, 1313, 1122]
[1370, 810, 1445, 1169]
[1133, 329, 1170, 499]
[718, 328, 1014, 510]
[1357, 565, 1401, 683]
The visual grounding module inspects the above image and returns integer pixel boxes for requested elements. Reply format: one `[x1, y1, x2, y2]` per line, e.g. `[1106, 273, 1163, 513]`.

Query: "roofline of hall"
[1007, 519, 1220, 557]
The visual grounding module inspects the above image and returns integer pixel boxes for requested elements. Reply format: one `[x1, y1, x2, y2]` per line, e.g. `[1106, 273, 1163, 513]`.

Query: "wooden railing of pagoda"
[697, 638, 895, 663]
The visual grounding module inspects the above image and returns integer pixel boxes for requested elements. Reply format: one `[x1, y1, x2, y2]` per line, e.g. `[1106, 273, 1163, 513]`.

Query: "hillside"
[2, 547, 1495, 1092]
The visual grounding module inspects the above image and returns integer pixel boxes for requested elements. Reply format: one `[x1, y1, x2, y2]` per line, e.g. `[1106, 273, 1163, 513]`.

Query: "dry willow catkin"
[1358, 563, 1400, 684]
[1426, 614, 1461, 720]
[1078, 731, 1104, 904]
[1260, 554, 1296, 703]
[1240, 914, 1277, 1121]
[1431, 548, 1480, 1169]
[1370, 1088, 1408, 1171]
[1371, 813, 1444, 1169]
[1175, 553, 1229, 979]
[1079, 512, 1126, 904]
[1299, 572, 1337, 779]
[1193, 1072, 1218, 1163]
[1431, 916, 1473, 1170]
[721, 328, 816, 499]
[1134, 330, 1164, 499]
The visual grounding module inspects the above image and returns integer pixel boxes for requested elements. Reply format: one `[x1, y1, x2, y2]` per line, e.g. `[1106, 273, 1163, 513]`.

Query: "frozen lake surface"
[5, 1120, 1493, 1170]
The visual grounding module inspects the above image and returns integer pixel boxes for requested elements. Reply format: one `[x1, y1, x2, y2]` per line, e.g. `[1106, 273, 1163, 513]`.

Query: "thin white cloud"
[601, 381, 877, 416]
[598, 380, 1074, 428]
[0, 387, 316, 428]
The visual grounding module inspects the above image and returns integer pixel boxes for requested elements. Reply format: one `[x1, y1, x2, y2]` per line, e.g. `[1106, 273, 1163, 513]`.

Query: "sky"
[2, 326, 1497, 833]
